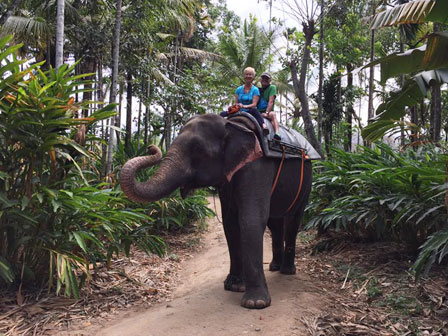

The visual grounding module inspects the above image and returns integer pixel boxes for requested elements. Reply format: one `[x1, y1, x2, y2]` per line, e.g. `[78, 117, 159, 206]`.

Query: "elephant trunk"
[119, 145, 187, 203]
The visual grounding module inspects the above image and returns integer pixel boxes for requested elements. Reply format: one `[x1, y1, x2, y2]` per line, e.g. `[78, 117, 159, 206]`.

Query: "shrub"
[306, 143, 448, 276]
[114, 138, 215, 233]
[0, 36, 165, 296]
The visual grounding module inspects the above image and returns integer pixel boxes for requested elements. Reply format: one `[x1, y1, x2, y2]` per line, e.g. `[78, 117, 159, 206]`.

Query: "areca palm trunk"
[125, 71, 133, 149]
[346, 65, 354, 152]
[367, 2, 376, 121]
[431, 23, 441, 142]
[317, 0, 324, 142]
[55, 0, 65, 69]
[105, 0, 122, 176]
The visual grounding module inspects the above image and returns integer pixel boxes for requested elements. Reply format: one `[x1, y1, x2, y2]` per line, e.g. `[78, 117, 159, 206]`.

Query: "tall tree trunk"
[0, 0, 23, 26]
[81, 57, 96, 118]
[105, 0, 122, 176]
[137, 97, 142, 151]
[410, 105, 418, 143]
[399, 33, 405, 145]
[317, 0, 324, 142]
[55, 0, 65, 69]
[431, 82, 441, 142]
[289, 20, 323, 158]
[431, 23, 442, 142]
[420, 99, 426, 130]
[367, 2, 376, 121]
[346, 64, 354, 152]
[144, 78, 151, 145]
[117, 82, 124, 144]
[367, 29, 375, 120]
[125, 71, 133, 149]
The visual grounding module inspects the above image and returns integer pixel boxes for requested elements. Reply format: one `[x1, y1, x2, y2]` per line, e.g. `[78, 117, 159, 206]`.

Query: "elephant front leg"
[239, 204, 271, 309]
[220, 193, 245, 292]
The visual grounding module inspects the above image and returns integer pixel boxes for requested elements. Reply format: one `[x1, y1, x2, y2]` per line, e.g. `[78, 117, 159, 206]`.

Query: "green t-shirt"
[257, 84, 277, 112]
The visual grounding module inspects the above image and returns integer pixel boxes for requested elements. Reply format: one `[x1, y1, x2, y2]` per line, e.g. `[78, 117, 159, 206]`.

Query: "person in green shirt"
[257, 72, 281, 140]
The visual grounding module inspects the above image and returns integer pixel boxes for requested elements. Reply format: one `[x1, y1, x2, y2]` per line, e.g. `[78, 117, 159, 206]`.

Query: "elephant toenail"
[244, 299, 255, 308]
[255, 300, 266, 308]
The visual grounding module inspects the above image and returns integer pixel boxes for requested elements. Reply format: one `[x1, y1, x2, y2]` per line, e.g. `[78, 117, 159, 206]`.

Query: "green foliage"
[363, 69, 448, 141]
[0, 38, 166, 297]
[306, 143, 448, 275]
[361, 2, 448, 141]
[148, 189, 214, 232]
[368, 0, 448, 30]
[216, 16, 274, 90]
[324, 3, 370, 69]
[114, 138, 214, 233]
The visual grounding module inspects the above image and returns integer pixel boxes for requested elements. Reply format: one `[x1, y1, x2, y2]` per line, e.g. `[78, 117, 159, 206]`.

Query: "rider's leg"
[268, 112, 281, 140]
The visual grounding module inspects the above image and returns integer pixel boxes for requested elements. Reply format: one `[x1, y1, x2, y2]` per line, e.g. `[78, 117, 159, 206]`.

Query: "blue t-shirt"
[235, 85, 260, 111]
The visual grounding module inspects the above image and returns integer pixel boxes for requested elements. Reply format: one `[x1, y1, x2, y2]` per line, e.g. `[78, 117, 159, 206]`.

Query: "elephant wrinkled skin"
[120, 114, 312, 309]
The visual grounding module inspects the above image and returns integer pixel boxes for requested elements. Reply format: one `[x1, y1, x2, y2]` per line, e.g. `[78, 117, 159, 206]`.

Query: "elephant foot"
[224, 274, 245, 292]
[280, 264, 296, 275]
[241, 289, 271, 309]
[268, 260, 281, 272]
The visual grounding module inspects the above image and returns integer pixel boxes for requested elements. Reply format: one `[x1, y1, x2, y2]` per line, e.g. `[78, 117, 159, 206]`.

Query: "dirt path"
[94, 197, 325, 336]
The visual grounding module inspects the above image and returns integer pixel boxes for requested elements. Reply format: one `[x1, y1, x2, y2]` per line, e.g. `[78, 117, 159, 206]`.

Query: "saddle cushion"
[227, 112, 321, 160]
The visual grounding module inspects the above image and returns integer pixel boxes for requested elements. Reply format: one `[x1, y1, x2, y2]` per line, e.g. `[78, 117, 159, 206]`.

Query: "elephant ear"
[224, 121, 263, 182]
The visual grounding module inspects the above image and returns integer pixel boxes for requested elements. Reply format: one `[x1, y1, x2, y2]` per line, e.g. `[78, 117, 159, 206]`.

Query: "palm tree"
[54, 0, 64, 69]
[0, 0, 23, 26]
[216, 17, 274, 89]
[1, 0, 79, 68]
[105, 0, 122, 176]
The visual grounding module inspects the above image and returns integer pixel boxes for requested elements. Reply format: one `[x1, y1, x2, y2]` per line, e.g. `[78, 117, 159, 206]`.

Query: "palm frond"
[1, 16, 51, 39]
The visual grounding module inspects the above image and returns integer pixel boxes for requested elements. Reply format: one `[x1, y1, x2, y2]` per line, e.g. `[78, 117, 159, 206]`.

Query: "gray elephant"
[120, 113, 319, 309]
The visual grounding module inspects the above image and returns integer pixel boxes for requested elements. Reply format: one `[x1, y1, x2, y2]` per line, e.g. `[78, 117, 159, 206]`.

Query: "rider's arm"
[266, 95, 276, 113]
[244, 95, 259, 109]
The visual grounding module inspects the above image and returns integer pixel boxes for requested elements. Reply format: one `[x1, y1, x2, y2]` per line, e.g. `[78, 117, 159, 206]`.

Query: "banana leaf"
[367, 0, 448, 30]
[362, 68, 448, 141]
[360, 32, 448, 84]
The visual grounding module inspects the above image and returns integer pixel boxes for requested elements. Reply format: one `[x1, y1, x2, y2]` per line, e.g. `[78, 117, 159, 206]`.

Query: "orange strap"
[286, 150, 306, 213]
[271, 146, 285, 196]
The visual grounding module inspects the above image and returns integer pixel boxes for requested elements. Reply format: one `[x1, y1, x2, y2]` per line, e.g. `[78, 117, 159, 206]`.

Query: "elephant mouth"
[180, 185, 195, 199]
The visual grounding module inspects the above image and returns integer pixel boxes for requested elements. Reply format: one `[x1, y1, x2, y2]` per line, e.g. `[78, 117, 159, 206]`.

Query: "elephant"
[120, 113, 313, 309]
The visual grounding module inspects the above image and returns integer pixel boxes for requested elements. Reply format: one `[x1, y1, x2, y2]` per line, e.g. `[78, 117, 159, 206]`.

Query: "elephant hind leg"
[267, 217, 284, 272]
[281, 205, 306, 275]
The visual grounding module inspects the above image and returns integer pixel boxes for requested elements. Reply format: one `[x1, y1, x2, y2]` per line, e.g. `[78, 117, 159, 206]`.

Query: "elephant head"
[119, 114, 263, 202]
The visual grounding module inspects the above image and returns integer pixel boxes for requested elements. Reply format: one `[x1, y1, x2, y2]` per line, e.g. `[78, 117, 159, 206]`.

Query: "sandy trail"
[95, 197, 324, 336]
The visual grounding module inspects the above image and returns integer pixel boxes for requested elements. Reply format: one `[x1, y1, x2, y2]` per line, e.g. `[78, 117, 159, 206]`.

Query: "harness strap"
[270, 145, 285, 196]
[286, 150, 306, 213]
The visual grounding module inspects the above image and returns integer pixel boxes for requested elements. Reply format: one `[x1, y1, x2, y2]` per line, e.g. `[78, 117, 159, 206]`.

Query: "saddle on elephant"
[226, 111, 321, 160]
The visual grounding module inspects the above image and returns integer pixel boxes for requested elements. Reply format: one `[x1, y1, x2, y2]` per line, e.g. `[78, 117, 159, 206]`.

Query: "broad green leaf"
[362, 69, 448, 141]
[360, 32, 448, 84]
[73, 232, 88, 253]
[0, 257, 14, 283]
[367, 0, 448, 30]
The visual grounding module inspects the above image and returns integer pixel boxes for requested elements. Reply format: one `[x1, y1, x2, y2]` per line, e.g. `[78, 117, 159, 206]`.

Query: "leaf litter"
[0, 231, 203, 335]
[1, 228, 448, 335]
[296, 232, 448, 335]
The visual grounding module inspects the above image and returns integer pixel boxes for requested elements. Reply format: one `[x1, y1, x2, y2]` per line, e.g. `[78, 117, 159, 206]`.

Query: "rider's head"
[260, 72, 271, 88]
